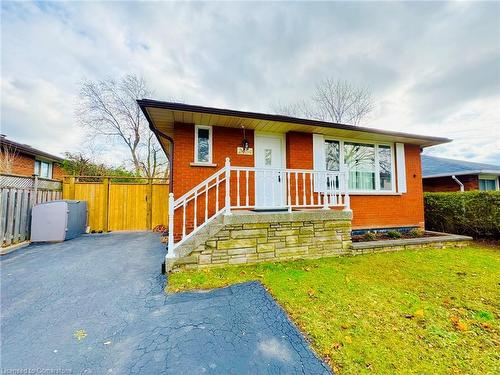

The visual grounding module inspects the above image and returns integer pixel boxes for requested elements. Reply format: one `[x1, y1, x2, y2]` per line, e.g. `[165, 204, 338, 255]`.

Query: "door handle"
[278, 174, 281, 183]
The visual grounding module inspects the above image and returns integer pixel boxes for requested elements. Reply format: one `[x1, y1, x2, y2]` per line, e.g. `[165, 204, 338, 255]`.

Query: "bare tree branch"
[76, 74, 169, 177]
[273, 78, 374, 125]
[0, 140, 19, 173]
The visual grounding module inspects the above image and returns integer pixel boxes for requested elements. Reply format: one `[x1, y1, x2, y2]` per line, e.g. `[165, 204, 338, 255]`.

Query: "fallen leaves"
[307, 289, 317, 299]
[414, 309, 425, 318]
[404, 309, 425, 320]
[451, 316, 468, 332]
[332, 342, 343, 350]
[73, 329, 87, 341]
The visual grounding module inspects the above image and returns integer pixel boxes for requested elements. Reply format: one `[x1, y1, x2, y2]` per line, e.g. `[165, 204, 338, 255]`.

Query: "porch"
[166, 158, 352, 263]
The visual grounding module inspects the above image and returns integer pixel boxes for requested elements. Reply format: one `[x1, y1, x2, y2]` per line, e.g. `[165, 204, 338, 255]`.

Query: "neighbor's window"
[479, 177, 498, 191]
[34, 160, 52, 179]
[344, 142, 375, 190]
[194, 125, 212, 163]
[378, 145, 393, 190]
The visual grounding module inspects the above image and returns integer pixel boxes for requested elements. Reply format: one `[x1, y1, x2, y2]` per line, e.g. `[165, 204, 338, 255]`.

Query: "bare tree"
[274, 78, 374, 125]
[139, 132, 169, 178]
[0, 139, 19, 174]
[77, 74, 167, 177]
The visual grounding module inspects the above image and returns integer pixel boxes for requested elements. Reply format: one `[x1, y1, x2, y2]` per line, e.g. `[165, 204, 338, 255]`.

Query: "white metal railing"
[167, 158, 350, 259]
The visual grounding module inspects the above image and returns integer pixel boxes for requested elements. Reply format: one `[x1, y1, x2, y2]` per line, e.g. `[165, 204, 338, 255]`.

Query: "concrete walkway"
[1, 232, 330, 374]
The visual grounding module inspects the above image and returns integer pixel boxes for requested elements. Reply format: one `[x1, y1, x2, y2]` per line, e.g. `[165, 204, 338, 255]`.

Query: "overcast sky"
[2, 1, 499, 166]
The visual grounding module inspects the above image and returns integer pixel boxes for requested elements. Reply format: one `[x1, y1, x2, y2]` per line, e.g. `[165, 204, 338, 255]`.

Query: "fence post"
[166, 192, 175, 258]
[66, 176, 76, 200]
[32, 174, 39, 205]
[146, 178, 153, 230]
[102, 177, 109, 232]
[224, 157, 232, 216]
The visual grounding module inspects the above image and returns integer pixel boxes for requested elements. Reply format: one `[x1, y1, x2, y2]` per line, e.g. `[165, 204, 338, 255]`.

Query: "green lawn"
[168, 245, 500, 374]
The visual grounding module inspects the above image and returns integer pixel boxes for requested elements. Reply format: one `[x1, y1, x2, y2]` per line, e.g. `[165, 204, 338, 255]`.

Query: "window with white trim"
[479, 176, 498, 191]
[324, 139, 394, 191]
[194, 125, 212, 163]
[378, 145, 393, 190]
[34, 160, 53, 179]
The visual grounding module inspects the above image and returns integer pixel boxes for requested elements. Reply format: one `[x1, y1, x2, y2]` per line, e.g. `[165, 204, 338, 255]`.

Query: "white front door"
[255, 134, 285, 208]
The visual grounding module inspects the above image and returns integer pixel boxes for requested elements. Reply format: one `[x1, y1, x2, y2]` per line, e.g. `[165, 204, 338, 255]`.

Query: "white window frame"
[478, 174, 499, 191]
[324, 136, 396, 194]
[194, 125, 213, 164]
[34, 159, 53, 179]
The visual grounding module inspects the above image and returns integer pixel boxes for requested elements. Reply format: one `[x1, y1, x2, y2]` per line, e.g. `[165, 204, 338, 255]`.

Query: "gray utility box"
[31, 200, 88, 242]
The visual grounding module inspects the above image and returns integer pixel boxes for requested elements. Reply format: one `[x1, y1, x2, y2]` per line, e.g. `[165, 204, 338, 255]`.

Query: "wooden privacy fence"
[63, 176, 169, 232]
[0, 173, 62, 247]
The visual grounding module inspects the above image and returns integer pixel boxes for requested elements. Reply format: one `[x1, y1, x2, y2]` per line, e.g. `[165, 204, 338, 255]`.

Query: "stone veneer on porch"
[168, 210, 353, 271]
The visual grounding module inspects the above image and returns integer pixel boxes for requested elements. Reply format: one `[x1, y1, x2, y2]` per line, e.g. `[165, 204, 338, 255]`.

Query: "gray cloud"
[1, 1, 499, 164]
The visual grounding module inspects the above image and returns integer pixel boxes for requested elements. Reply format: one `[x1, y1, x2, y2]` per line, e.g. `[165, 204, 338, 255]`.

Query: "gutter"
[137, 99, 452, 147]
[137, 102, 174, 188]
[423, 170, 500, 178]
[451, 175, 464, 192]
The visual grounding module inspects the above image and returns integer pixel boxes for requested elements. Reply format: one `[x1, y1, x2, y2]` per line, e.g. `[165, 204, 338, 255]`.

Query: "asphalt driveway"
[1, 232, 330, 374]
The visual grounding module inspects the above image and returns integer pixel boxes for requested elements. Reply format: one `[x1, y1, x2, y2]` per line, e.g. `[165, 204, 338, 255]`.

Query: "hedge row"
[424, 191, 500, 238]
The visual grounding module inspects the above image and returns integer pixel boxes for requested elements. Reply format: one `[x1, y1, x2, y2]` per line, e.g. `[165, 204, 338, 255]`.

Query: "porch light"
[241, 126, 249, 151]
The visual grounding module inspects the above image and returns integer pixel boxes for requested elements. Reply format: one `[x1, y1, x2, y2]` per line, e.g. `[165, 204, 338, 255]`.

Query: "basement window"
[194, 125, 212, 164]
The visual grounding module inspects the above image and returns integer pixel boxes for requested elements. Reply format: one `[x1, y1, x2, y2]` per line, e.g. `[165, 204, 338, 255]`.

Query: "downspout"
[150, 127, 174, 188]
[451, 175, 464, 192]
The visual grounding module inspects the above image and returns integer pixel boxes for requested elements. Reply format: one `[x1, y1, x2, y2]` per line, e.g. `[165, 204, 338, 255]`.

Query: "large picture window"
[194, 125, 212, 163]
[323, 139, 394, 192]
[344, 142, 375, 190]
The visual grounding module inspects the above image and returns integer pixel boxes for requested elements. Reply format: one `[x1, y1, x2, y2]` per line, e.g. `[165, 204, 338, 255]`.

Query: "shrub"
[387, 230, 402, 239]
[424, 191, 500, 239]
[362, 231, 377, 241]
[408, 228, 425, 238]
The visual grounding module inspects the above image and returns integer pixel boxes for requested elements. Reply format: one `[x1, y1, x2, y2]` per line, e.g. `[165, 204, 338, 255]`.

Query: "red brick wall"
[173, 123, 255, 196]
[350, 144, 425, 229]
[285, 134, 425, 229]
[1, 151, 63, 180]
[172, 127, 427, 236]
[423, 175, 479, 192]
[172, 123, 255, 238]
[52, 164, 64, 180]
[9, 152, 36, 176]
[286, 132, 313, 170]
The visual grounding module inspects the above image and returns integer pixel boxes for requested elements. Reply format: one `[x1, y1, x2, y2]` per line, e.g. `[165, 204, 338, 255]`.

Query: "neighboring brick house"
[422, 155, 500, 192]
[0, 136, 64, 180]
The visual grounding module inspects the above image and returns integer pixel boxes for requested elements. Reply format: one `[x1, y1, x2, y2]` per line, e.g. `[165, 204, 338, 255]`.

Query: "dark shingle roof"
[422, 155, 500, 178]
[0, 136, 64, 162]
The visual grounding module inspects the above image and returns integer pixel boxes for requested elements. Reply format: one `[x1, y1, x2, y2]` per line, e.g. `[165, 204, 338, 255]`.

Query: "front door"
[255, 134, 285, 208]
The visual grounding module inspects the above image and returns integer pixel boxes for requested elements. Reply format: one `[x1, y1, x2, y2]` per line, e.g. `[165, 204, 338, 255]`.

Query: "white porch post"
[342, 164, 351, 211]
[224, 157, 232, 215]
[166, 192, 175, 258]
[322, 171, 329, 210]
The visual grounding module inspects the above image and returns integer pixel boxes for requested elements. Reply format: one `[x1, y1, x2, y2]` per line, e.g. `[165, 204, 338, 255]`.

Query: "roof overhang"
[423, 171, 500, 178]
[138, 99, 452, 155]
[0, 137, 64, 163]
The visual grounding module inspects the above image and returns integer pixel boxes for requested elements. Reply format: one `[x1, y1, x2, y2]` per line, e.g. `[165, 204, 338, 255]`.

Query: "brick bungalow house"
[139, 100, 450, 271]
[0, 135, 64, 180]
[422, 155, 500, 192]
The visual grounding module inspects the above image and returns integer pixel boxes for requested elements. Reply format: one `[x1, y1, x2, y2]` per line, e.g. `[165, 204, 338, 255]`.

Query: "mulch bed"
[352, 231, 441, 243]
